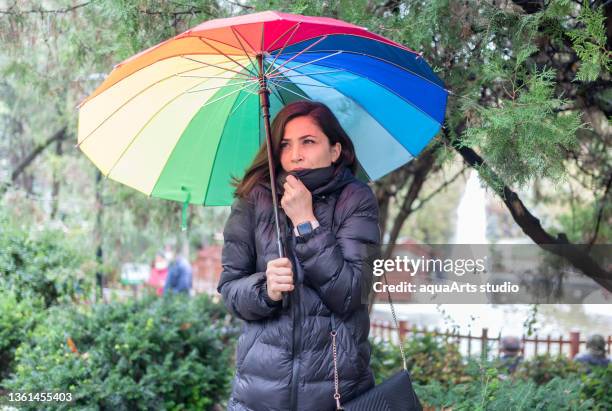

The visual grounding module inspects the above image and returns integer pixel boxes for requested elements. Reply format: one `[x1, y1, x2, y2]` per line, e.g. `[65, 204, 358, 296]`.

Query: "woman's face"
[279, 115, 341, 172]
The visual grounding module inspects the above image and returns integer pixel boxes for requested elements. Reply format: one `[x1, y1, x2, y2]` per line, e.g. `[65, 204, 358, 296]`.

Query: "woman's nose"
[291, 145, 303, 162]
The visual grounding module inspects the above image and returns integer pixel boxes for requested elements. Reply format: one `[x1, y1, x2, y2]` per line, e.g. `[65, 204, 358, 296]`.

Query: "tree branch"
[0, 2, 91, 14]
[224, 0, 254, 10]
[409, 166, 468, 214]
[382, 143, 440, 260]
[11, 127, 67, 183]
[588, 170, 612, 249]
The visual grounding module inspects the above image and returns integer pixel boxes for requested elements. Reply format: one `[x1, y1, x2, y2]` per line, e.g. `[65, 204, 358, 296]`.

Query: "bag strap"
[329, 259, 408, 409]
[330, 315, 343, 410]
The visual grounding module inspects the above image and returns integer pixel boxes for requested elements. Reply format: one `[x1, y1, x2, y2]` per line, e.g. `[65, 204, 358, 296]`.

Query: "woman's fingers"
[268, 268, 293, 282]
[286, 175, 306, 190]
[271, 274, 293, 284]
[271, 283, 294, 292]
[271, 266, 292, 276]
[266, 257, 294, 296]
[285, 175, 299, 189]
[268, 258, 292, 268]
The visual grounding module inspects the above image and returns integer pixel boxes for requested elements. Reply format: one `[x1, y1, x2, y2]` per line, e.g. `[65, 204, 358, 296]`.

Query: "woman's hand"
[281, 175, 316, 226]
[266, 257, 294, 301]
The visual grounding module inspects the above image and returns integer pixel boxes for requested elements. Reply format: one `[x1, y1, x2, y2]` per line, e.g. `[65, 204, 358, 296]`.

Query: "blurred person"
[147, 252, 168, 296]
[498, 335, 524, 374]
[575, 334, 610, 370]
[163, 245, 193, 295]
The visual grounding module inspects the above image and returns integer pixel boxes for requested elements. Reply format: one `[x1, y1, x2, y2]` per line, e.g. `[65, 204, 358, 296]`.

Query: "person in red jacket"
[147, 252, 168, 297]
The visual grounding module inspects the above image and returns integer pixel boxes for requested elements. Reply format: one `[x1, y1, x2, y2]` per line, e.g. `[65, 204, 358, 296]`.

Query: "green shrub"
[0, 222, 92, 307]
[370, 337, 604, 410]
[369, 333, 468, 386]
[415, 374, 593, 411]
[514, 354, 584, 384]
[0, 288, 44, 383]
[5, 294, 238, 410]
[579, 365, 612, 410]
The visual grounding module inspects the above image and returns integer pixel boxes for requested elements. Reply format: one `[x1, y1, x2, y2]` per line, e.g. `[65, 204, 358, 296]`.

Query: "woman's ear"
[332, 142, 341, 163]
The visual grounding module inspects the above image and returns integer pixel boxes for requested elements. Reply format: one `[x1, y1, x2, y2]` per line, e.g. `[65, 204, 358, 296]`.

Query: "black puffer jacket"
[217, 166, 381, 411]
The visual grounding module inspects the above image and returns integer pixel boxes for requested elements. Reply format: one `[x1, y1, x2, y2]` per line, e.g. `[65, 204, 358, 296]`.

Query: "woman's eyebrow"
[281, 134, 317, 141]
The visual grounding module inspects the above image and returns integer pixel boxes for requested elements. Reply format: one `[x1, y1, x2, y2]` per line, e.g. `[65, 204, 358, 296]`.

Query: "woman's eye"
[304, 139, 314, 144]
[279, 142, 288, 149]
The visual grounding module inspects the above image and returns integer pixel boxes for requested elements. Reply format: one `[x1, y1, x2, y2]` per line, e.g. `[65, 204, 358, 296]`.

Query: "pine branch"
[0, 2, 91, 14]
[0, 2, 216, 16]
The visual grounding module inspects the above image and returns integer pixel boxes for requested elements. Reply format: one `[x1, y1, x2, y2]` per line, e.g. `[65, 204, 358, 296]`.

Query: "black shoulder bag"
[329, 272, 422, 411]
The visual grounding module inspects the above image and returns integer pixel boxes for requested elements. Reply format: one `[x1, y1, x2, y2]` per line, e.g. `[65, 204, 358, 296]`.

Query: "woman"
[217, 100, 380, 411]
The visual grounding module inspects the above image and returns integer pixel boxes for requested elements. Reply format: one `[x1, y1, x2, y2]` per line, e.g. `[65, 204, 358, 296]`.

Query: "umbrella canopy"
[77, 10, 447, 209]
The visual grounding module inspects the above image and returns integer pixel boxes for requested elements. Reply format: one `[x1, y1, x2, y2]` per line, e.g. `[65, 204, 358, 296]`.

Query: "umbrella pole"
[258, 54, 289, 308]
[257, 54, 284, 258]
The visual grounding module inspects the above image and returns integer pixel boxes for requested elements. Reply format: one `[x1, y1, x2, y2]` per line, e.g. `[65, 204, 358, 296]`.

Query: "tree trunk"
[50, 138, 63, 220]
[94, 170, 104, 302]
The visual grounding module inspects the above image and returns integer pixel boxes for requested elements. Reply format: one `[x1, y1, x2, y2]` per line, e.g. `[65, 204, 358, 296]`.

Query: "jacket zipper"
[288, 228, 302, 411]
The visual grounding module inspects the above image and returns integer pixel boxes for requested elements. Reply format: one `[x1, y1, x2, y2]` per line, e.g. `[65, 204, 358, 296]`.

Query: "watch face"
[297, 221, 313, 236]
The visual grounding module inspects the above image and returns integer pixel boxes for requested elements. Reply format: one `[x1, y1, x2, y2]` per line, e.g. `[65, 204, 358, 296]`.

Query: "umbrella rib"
[195, 82, 258, 110]
[267, 82, 287, 106]
[189, 35, 248, 55]
[231, 25, 258, 54]
[187, 78, 257, 93]
[260, 20, 265, 53]
[229, 82, 259, 115]
[269, 48, 446, 92]
[265, 32, 419, 58]
[266, 80, 312, 101]
[267, 50, 342, 79]
[266, 21, 301, 52]
[261, 58, 287, 105]
[280, 72, 419, 161]
[229, 26, 258, 70]
[272, 69, 343, 77]
[181, 56, 254, 78]
[105, 81, 255, 179]
[264, 35, 329, 78]
[178, 74, 256, 80]
[77, 54, 253, 108]
[268, 78, 334, 89]
[284, 63, 444, 127]
[201, 84, 254, 205]
[264, 22, 302, 76]
[149, 85, 256, 202]
[198, 37, 258, 78]
[77, 64, 240, 148]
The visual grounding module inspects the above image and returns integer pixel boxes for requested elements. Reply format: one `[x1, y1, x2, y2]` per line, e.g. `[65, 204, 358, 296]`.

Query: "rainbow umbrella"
[77, 10, 447, 252]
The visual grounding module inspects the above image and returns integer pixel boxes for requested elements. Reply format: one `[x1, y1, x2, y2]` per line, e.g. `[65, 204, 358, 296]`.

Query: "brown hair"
[232, 100, 357, 199]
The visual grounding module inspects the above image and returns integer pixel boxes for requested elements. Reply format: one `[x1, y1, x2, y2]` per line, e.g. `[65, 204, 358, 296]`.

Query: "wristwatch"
[294, 220, 320, 237]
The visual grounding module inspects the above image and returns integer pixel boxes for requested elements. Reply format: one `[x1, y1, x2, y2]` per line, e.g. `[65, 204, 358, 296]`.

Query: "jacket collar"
[259, 165, 356, 198]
